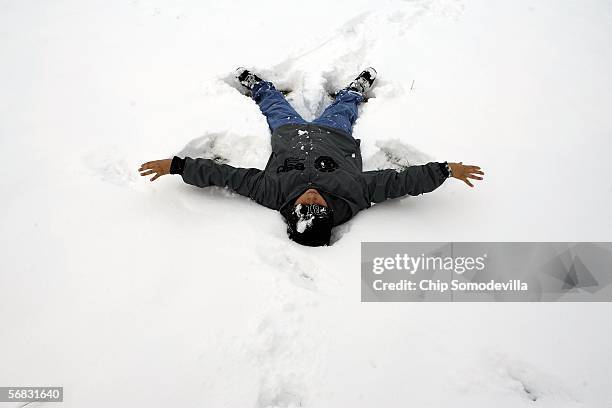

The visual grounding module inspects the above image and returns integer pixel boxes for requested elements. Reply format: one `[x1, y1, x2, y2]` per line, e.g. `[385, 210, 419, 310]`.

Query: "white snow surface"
[1, 0, 612, 407]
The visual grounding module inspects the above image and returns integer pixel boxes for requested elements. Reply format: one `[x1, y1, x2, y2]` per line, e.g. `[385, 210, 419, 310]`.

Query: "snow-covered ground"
[1, 0, 612, 406]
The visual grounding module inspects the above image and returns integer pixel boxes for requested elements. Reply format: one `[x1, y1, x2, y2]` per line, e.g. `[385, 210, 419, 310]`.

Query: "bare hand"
[139, 159, 172, 182]
[448, 162, 484, 188]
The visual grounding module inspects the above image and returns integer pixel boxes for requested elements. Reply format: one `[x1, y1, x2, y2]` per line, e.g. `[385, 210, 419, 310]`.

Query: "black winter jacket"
[171, 123, 449, 226]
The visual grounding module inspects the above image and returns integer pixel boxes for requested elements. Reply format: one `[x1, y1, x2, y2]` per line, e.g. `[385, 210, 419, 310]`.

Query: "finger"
[467, 165, 481, 171]
[463, 178, 474, 187]
[473, 170, 484, 175]
[150, 173, 161, 182]
[467, 174, 483, 180]
[140, 169, 154, 176]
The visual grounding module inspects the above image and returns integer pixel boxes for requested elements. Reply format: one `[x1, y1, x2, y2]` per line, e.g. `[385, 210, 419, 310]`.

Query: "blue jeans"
[251, 81, 363, 136]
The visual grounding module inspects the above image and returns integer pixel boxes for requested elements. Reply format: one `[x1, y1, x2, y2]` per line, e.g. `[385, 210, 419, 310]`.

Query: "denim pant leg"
[311, 89, 364, 136]
[251, 81, 307, 132]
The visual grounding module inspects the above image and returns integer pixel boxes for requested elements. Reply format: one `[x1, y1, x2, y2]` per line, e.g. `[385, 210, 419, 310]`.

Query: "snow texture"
[293, 205, 314, 234]
[1, 0, 612, 407]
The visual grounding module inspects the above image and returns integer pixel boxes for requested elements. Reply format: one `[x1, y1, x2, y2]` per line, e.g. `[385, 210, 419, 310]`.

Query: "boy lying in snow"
[139, 68, 484, 246]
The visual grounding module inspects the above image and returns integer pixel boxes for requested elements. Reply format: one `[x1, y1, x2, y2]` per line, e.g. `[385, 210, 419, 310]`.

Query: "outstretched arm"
[139, 156, 279, 209]
[363, 162, 483, 204]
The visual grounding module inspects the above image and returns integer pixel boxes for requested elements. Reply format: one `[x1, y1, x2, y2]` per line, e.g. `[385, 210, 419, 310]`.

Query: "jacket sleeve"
[172, 156, 280, 209]
[362, 162, 449, 204]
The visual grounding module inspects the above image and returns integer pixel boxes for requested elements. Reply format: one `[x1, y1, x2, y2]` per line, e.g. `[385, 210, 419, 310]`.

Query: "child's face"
[294, 188, 328, 207]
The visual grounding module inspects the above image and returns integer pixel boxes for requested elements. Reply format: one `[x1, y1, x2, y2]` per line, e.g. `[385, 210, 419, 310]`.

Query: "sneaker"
[346, 67, 377, 95]
[235, 67, 264, 90]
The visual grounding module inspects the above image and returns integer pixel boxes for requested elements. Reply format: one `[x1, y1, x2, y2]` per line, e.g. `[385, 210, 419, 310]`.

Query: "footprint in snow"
[256, 243, 318, 291]
[83, 148, 137, 188]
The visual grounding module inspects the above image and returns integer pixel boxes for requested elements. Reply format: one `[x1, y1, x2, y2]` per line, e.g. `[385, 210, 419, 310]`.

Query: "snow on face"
[297, 130, 309, 136]
[294, 204, 314, 233]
